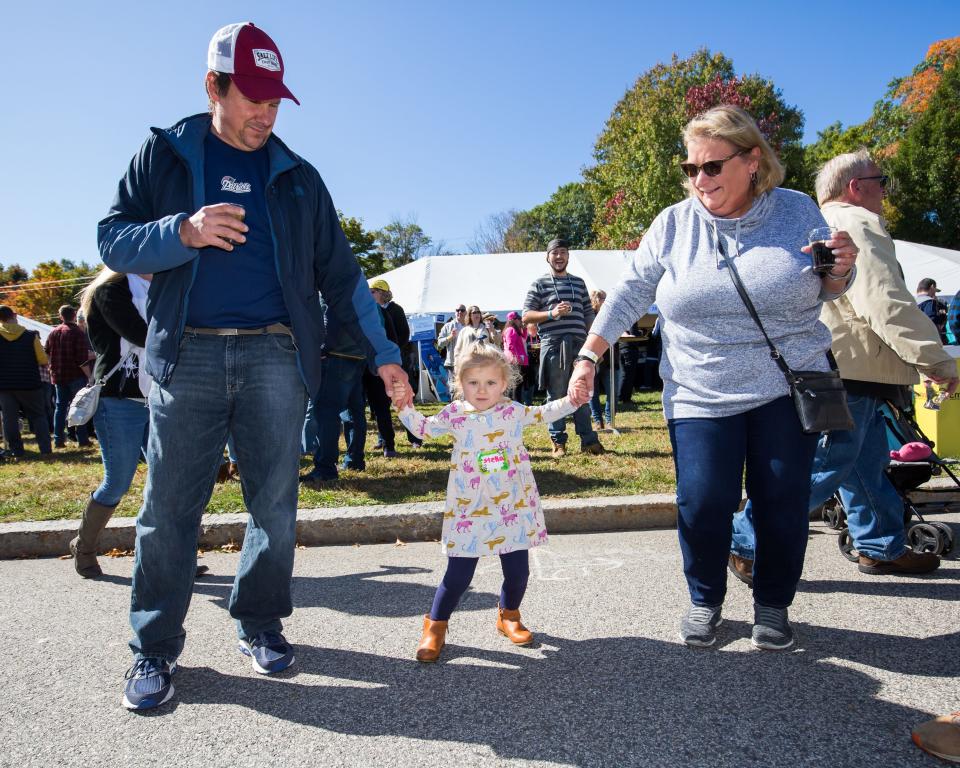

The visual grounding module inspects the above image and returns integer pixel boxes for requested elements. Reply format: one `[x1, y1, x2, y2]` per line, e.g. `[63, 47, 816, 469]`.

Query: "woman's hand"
[803, 229, 858, 280]
[825, 230, 857, 278]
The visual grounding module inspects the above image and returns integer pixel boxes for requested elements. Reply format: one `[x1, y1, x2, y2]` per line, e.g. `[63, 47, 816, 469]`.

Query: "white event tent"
[372, 250, 634, 318]
[16, 316, 54, 343]
[894, 240, 960, 297]
[374, 241, 960, 321]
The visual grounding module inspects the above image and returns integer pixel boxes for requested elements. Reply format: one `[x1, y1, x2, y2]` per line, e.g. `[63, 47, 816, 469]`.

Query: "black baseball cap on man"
[546, 238, 569, 253]
[918, 278, 940, 293]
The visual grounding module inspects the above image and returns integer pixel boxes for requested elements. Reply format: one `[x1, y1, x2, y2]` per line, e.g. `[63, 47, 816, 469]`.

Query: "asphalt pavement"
[1, 518, 957, 768]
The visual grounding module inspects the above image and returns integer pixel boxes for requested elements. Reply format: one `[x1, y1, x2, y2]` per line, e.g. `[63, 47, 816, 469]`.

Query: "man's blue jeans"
[129, 332, 307, 662]
[92, 396, 149, 507]
[304, 355, 366, 479]
[54, 377, 89, 444]
[669, 397, 818, 609]
[540, 336, 598, 447]
[731, 393, 908, 562]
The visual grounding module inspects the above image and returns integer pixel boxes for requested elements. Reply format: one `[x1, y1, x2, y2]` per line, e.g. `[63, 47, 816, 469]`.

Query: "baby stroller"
[820, 395, 958, 560]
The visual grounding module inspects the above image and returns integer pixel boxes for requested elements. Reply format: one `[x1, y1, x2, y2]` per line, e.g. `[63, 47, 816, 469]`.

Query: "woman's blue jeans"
[668, 396, 818, 609]
[91, 396, 149, 507]
[129, 332, 307, 662]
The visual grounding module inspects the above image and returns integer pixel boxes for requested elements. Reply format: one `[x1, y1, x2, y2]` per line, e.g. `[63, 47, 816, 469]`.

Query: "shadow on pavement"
[159, 626, 955, 766]
[184, 564, 499, 618]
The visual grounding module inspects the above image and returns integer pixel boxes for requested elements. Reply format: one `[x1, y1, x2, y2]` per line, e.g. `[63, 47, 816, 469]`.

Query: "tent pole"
[416, 340, 426, 403]
[608, 340, 620, 435]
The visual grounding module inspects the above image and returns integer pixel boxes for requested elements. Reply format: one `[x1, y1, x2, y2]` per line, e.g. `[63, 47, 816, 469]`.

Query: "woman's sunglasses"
[680, 149, 749, 179]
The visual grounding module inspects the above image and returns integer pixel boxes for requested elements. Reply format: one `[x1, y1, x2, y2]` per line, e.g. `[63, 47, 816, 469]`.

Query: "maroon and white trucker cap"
[207, 22, 300, 105]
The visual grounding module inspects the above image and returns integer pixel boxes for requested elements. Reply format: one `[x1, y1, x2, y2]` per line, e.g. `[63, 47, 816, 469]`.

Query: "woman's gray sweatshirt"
[591, 188, 851, 420]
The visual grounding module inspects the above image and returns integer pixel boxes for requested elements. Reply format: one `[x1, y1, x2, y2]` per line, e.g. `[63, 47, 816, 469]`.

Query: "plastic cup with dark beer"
[225, 203, 245, 247]
[808, 226, 838, 274]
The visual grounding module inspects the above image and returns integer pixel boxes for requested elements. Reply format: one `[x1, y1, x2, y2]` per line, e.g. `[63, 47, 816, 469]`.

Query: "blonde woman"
[70, 268, 151, 578]
[570, 105, 858, 650]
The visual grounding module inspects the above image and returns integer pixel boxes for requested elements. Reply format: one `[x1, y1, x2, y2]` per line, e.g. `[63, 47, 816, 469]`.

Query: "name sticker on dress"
[477, 449, 509, 474]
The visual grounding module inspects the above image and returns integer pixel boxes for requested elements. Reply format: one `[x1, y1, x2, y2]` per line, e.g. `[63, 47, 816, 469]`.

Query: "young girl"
[393, 342, 587, 662]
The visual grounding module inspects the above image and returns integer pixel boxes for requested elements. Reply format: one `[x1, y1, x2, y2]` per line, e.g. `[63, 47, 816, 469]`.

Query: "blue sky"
[2, 0, 956, 271]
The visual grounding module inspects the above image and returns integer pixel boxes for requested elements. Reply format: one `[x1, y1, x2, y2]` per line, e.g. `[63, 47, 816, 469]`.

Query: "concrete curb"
[3, 478, 957, 560]
[0, 494, 680, 559]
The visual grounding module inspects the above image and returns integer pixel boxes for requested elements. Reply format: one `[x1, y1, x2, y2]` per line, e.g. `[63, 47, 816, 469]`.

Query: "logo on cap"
[252, 49, 281, 72]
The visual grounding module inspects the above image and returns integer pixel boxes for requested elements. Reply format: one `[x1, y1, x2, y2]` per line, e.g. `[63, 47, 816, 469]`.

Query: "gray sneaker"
[752, 604, 794, 650]
[679, 604, 723, 647]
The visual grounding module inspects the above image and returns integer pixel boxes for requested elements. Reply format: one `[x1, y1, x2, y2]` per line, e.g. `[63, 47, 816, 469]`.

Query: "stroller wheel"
[928, 522, 954, 556]
[820, 500, 846, 531]
[837, 528, 859, 562]
[907, 523, 944, 555]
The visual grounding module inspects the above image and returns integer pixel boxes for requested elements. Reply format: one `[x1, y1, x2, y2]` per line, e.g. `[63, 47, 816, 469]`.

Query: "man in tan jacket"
[730, 149, 957, 579]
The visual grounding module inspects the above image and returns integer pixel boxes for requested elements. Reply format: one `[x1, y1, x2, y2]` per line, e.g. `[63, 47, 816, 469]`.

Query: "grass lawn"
[0, 393, 674, 524]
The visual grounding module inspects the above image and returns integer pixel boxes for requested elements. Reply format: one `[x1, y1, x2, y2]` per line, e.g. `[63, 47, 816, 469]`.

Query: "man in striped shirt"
[522, 238, 605, 457]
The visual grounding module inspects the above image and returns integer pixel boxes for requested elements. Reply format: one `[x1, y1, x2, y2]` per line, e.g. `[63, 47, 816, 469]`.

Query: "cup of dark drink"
[808, 226, 837, 274]
[225, 203, 245, 247]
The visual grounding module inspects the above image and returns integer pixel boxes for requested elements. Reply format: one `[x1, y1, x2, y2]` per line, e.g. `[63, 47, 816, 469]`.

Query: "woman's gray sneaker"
[680, 604, 723, 647]
[752, 604, 794, 650]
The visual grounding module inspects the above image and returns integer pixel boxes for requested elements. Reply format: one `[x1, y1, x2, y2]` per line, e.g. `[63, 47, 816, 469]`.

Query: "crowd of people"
[1, 19, 958, 764]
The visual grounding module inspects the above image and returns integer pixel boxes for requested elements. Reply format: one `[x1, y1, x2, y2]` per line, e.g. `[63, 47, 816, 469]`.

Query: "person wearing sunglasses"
[437, 305, 468, 375]
[453, 306, 496, 362]
[569, 105, 858, 651]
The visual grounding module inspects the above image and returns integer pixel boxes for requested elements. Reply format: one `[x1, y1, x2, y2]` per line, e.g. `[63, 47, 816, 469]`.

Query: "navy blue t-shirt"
[186, 132, 290, 328]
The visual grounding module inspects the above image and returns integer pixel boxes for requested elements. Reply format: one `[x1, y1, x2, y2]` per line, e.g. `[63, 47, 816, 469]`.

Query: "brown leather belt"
[183, 324, 293, 337]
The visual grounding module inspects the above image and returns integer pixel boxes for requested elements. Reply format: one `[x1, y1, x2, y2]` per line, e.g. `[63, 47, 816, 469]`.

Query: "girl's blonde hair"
[78, 267, 126, 321]
[452, 342, 520, 400]
[682, 104, 784, 198]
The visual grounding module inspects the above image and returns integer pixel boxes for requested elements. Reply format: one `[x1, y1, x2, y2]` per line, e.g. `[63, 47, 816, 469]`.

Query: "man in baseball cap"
[98, 21, 411, 711]
[917, 278, 949, 343]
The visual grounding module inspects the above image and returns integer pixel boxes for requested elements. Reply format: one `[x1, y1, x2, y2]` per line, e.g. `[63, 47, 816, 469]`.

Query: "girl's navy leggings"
[429, 549, 529, 621]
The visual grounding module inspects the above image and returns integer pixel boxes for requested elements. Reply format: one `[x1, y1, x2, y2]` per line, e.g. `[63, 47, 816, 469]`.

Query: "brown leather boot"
[496, 606, 534, 645]
[69, 496, 116, 578]
[728, 553, 754, 587]
[416, 615, 447, 662]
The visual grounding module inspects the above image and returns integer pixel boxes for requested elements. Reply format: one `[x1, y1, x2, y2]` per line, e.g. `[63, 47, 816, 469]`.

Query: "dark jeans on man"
[0, 389, 52, 454]
[129, 332, 307, 662]
[667, 396, 818, 610]
[305, 355, 367, 480]
[539, 335, 598, 447]
[54, 377, 90, 445]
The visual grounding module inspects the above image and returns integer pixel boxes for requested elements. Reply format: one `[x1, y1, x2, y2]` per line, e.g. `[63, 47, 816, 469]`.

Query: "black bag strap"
[717, 239, 798, 383]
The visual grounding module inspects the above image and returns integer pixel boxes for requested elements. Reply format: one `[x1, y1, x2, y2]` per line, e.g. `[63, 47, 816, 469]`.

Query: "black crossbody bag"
[718, 241, 854, 434]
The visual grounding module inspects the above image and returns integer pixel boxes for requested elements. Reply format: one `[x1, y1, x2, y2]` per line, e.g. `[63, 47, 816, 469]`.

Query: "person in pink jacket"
[501, 311, 530, 402]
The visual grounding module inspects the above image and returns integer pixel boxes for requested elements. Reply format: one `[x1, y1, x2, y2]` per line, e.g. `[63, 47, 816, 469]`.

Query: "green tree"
[887, 62, 960, 247]
[338, 211, 386, 276]
[584, 49, 805, 249]
[375, 216, 433, 268]
[505, 182, 596, 251]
